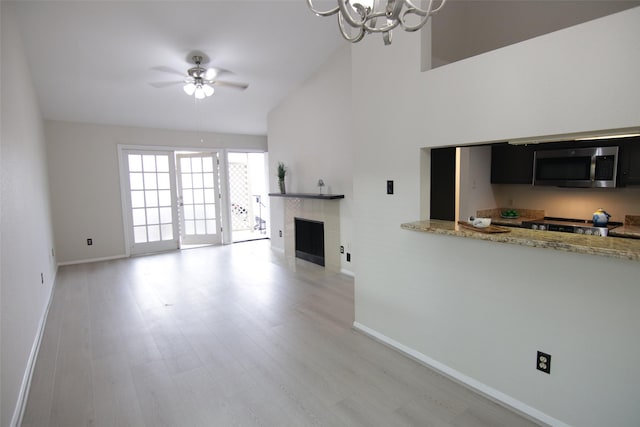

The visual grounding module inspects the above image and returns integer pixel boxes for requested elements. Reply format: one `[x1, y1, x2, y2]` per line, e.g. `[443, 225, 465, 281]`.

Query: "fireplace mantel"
[269, 193, 344, 200]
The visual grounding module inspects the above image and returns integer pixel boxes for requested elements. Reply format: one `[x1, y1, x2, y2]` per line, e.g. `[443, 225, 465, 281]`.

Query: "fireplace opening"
[295, 218, 325, 266]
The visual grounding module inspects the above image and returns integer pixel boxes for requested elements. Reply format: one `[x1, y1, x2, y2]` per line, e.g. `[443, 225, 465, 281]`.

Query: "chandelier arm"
[399, 9, 431, 32]
[337, 0, 368, 28]
[338, 12, 366, 42]
[403, 0, 446, 15]
[306, 0, 340, 16]
[388, 0, 404, 21]
[362, 13, 400, 33]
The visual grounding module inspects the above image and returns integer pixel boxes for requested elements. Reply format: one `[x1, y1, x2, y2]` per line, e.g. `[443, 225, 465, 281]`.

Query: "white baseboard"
[340, 268, 355, 277]
[11, 267, 58, 427]
[352, 321, 569, 427]
[57, 254, 127, 266]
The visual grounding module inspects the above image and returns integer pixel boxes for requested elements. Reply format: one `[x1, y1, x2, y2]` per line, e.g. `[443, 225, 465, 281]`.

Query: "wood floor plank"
[22, 240, 541, 427]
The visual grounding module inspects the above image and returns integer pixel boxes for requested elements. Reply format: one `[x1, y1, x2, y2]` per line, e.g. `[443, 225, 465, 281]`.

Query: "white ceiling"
[10, 1, 344, 136]
[9, 1, 639, 136]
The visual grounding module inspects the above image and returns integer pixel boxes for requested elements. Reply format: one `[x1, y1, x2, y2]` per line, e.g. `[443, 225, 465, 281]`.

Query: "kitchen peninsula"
[401, 219, 640, 262]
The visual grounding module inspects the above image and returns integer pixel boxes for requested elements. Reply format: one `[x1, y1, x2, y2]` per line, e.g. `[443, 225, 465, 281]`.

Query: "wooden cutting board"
[457, 221, 511, 234]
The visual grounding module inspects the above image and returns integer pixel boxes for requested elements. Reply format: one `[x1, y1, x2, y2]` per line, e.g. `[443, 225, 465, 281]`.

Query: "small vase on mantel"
[277, 162, 287, 194]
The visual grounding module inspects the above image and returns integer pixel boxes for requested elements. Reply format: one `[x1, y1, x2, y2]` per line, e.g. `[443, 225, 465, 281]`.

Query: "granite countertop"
[401, 220, 640, 262]
[609, 215, 640, 239]
[476, 208, 545, 227]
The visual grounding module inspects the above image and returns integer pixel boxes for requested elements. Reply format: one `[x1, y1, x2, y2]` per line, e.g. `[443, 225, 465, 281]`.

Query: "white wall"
[45, 121, 266, 264]
[458, 145, 496, 221]
[1, 4, 57, 425]
[267, 45, 354, 273]
[352, 7, 640, 427]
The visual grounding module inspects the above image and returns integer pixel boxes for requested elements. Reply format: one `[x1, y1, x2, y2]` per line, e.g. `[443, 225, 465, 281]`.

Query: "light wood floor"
[22, 240, 540, 426]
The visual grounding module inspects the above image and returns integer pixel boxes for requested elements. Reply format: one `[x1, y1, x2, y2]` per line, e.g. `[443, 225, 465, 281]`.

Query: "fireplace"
[295, 218, 325, 266]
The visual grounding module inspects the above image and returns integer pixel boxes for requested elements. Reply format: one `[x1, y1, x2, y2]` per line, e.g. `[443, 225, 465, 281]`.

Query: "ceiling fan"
[151, 55, 249, 99]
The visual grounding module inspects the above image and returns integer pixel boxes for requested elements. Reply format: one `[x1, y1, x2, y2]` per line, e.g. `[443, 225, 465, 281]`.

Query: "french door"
[124, 150, 179, 255]
[176, 152, 222, 245]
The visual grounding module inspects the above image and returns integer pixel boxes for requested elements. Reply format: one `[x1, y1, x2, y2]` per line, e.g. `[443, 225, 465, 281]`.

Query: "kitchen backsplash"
[492, 185, 640, 222]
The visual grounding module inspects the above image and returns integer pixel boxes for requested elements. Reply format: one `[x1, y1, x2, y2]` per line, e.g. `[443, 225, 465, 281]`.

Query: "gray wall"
[45, 121, 267, 264]
[269, 6, 640, 427]
[352, 8, 640, 427]
[1, 4, 57, 425]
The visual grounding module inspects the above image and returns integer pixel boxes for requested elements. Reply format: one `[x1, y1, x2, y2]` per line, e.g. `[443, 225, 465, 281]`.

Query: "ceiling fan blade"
[212, 80, 249, 90]
[151, 66, 186, 77]
[149, 80, 183, 88]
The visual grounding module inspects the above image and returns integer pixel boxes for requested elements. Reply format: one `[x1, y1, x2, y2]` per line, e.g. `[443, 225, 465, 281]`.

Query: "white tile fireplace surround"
[281, 195, 342, 272]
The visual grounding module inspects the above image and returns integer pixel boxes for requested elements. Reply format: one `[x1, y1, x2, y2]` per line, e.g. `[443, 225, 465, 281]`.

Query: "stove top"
[522, 217, 622, 237]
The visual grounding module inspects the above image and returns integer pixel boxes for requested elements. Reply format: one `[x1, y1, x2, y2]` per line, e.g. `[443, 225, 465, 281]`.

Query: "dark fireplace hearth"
[295, 218, 325, 266]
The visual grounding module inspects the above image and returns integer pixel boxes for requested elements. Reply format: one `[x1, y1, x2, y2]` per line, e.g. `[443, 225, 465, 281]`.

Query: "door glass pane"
[204, 189, 215, 203]
[203, 173, 214, 188]
[133, 226, 147, 243]
[184, 205, 194, 220]
[203, 157, 214, 172]
[192, 158, 202, 172]
[144, 173, 157, 190]
[181, 157, 191, 173]
[158, 190, 171, 207]
[132, 208, 146, 226]
[131, 191, 145, 208]
[156, 156, 169, 172]
[143, 155, 156, 172]
[130, 173, 143, 190]
[192, 173, 203, 189]
[205, 204, 216, 219]
[161, 224, 173, 240]
[145, 191, 158, 207]
[157, 173, 170, 189]
[128, 155, 142, 172]
[193, 189, 204, 204]
[146, 208, 159, 225]
[195, 220, 206, 234]
[206, 220, 216, 233]
[185, 220, 195, 235]
[159, 207, 172, 223]
[181, 174, 192, 189]
[194, 204, 205, 220]
[147, 225, 160, 242]
[182, 189, 193, 205]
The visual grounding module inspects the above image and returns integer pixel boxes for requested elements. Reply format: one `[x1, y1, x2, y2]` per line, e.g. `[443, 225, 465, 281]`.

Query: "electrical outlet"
[387, 180, 394, 194]
[87, 238, 93, 246]
[41, 273, 44, 284]
[279, 230, 282, 238]
[346, 253, 351, 262]
[537, 351, 551, 374]
[340, 245, 344, 254]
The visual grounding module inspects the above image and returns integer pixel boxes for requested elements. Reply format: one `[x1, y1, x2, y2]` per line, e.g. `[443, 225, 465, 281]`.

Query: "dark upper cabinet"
[430, 147, 456, 221]
[491, 144, 534, 184]
[619, 138, 640, 186]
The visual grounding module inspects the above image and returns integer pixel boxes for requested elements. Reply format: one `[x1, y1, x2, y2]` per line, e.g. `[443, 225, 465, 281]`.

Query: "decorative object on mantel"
[306, 0, 447, 45]
[277, 162, 287, 194]
[317, 179, 325, 194]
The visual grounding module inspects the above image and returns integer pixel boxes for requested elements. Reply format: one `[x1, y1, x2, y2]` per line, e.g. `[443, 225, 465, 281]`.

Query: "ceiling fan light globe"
[203, 84, 214, 97]
[183, 82, 196, 95]
[194, 85, 206, 99]
[204, 68, 218, 80]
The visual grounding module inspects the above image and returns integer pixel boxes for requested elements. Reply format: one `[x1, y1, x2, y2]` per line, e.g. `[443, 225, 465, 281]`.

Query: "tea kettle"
[592, 208, 611, 226]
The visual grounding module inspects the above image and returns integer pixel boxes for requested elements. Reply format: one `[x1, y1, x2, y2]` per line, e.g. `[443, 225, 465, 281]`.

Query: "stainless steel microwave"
[533, 146, 619, 188]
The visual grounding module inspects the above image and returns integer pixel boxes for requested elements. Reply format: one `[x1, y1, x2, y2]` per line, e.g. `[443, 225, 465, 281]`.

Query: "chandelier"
[183, 56, 216, 100]
[306, 0, 446, 45]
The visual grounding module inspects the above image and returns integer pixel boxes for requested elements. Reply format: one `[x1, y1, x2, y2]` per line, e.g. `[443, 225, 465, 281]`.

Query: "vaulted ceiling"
[8, 1, 639, 136]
